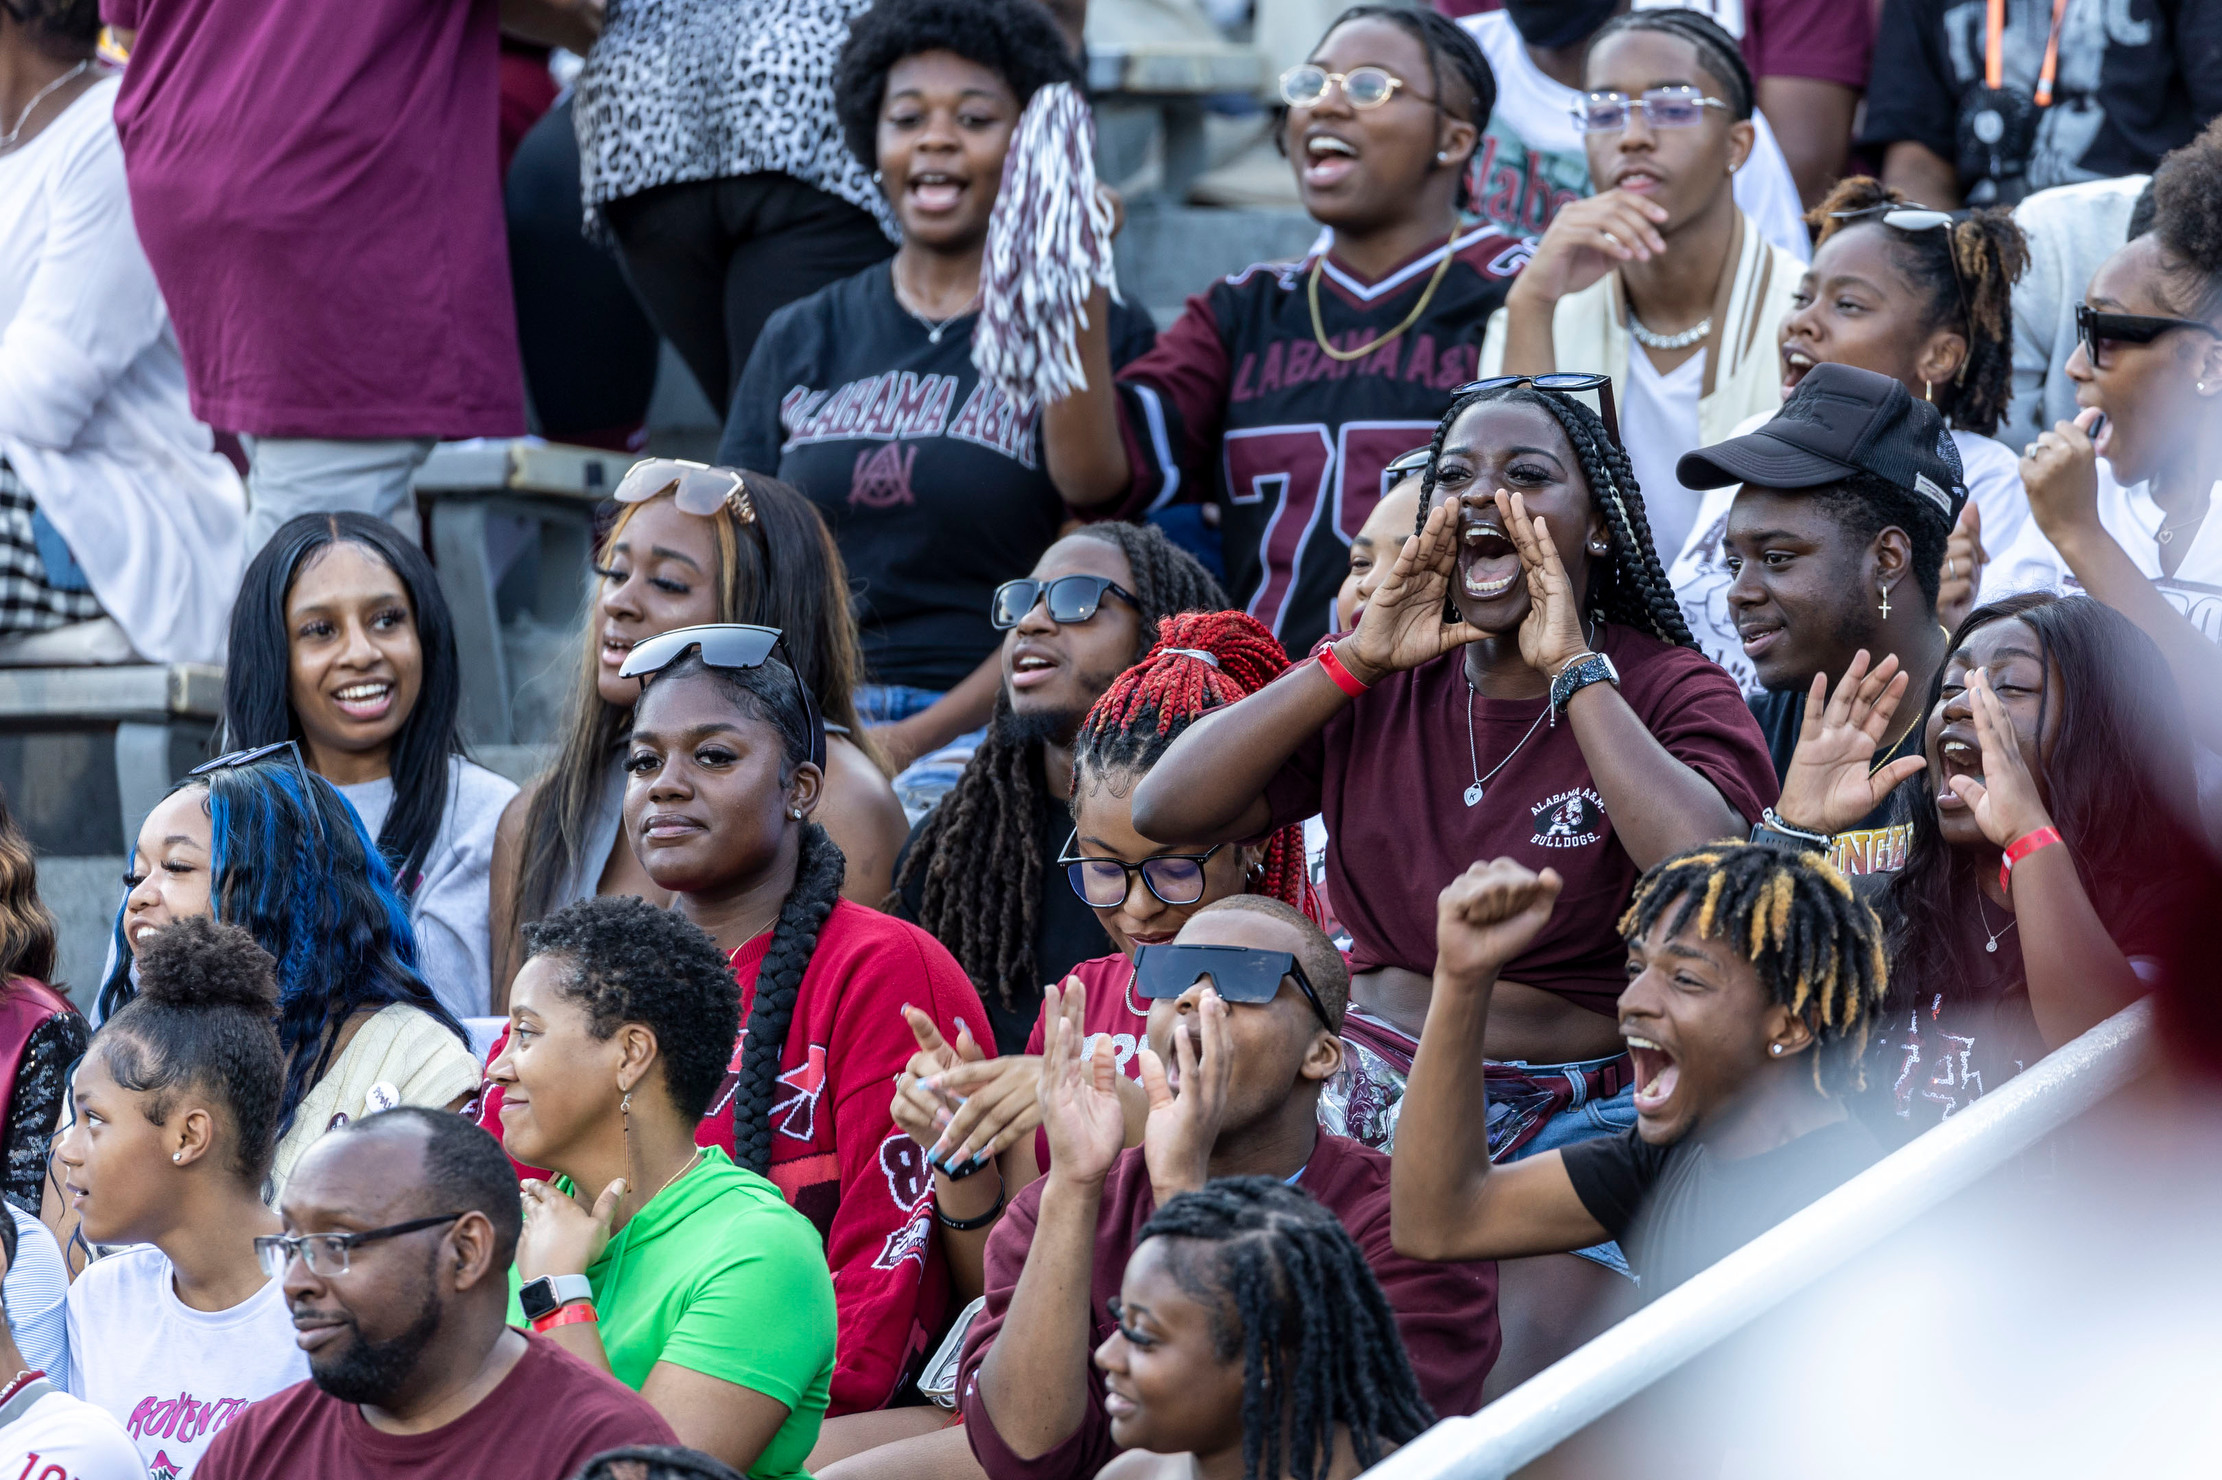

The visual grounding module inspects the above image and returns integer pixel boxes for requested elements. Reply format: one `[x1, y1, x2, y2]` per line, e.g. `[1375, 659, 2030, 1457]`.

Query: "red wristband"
[1317, 645, 1370, 698]
[1999, 826, 2063, 894]
[532, 1301, 599, 1334]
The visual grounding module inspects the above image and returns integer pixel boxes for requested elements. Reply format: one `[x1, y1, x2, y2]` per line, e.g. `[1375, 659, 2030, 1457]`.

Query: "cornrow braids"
[1618, 841, 1889, 1093]
[1318, 5, 1497, 205]
[730, 823, 847, 1175]
[1414, 385, 1694, 647]
[1809, 177, 2030, 437]
[1139, 1178, 1433, 1480]
[1074, 611, 1322, 921]
[896, 524, 1226, 1008]
[1591, 8, 1753, 119]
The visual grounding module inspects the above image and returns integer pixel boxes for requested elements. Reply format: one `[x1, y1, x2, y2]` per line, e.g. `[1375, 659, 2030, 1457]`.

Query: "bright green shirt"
[509, 1147, 836, 1480]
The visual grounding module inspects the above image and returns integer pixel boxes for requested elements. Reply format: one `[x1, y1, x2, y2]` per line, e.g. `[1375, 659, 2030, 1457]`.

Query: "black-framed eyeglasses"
[254, 1213, 465, 1279]
[1133, 942, 1334, 1032]
[1570, 87, 1732, 135]
[1829, 203, 1970, 333]
[990, 575, 1141, 631]
[2075, 302, 2222, 369]
[1453, 372, 1622, 447]
[617, 623, 828, 772]
[1059, 829, 1226, 909]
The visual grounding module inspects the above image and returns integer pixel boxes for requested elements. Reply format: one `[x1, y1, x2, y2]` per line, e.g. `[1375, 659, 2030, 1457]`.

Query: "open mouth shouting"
[1303, 130, 1358, 189]
[1781, 344, 1818, 396]
[906, 168, 968, 217]
[1626, 1033, 1681, 1115]
[1457, 510, 1522, 603]
[1935, 730, 1982, 809]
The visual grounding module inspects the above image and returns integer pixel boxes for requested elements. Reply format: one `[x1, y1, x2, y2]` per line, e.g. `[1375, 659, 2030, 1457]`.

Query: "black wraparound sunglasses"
[1453, 372, 1621, 446]
[1133, 942, 1334, 1032]
[618, 623, 827, 772]
[2076, 302, 2222, 368]
[990, 575, 1141, 630]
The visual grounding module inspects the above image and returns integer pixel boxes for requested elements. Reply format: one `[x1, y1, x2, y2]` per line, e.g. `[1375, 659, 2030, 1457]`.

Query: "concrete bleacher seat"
[0, 662, 223, 1005]
[413, 439, 629, 751]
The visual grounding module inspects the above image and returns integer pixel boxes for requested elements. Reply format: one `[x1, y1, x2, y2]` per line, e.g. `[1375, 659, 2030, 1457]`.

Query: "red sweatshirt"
[478, 898, 988, 1415]
[957, 1133, 1498, 1480]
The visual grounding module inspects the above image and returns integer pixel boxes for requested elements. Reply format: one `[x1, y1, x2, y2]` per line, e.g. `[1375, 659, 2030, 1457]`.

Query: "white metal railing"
[1367, 998, 2156, 1480]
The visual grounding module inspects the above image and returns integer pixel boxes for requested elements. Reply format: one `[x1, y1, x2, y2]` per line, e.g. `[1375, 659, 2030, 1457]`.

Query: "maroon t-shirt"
[957, 1134, 1496, 1480]
[194, 1333, 676, 1480]
[1263, 623, 1777, 1014]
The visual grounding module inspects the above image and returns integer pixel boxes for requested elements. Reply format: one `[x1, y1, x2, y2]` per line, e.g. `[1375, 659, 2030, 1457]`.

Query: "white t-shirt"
[1984, 466, 2222, 640]
[0, 1383, 147, 1480]
[1459, 10, 1811, 263]
[1624, 346, 1709, 561]
[338, 756, 519, 1020]
[8, 1204, 73, 1393]
[1669, 416, 2029, 691]
[64, 1246, 307, 1480]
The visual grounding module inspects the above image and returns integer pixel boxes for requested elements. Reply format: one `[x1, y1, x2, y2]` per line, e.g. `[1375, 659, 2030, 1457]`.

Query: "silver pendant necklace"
[0, 60, 92, 155]
[1627, 311, 1712, 351]
[1462, 679, 1551, 807]
[1976, 894, 2018, 954]
[893, 258, 977, 345]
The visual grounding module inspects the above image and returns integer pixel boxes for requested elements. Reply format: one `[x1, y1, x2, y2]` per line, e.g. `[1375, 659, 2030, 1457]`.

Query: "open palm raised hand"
[1775, 650, 1928, 834]
[1037, 978, 1126, 1185]
[1337, 499, 1489, 682]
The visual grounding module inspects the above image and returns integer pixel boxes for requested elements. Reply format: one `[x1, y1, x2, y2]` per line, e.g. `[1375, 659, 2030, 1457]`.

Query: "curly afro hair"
[2151, 117, 2222, 322]
[521, 896, 741, 1123]
[101, 916, 286, 1185]
[832, 0, 1080, 174]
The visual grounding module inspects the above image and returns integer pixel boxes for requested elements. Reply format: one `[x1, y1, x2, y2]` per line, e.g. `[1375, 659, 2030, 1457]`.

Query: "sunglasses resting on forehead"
[616, 622, 828, 773]
[1133, 942, 1335, 1033]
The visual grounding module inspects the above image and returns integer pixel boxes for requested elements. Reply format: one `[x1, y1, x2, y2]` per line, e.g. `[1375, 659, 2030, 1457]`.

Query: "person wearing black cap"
[1675, 362, 1966, 883]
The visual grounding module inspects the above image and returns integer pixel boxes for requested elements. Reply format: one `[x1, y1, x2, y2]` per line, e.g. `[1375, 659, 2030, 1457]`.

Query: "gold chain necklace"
[1307, 225, 1461, 363]
[1866, 706, 1924, 778]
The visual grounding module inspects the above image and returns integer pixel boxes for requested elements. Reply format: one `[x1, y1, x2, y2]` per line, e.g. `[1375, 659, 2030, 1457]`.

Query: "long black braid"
[731, 823, 846, 1175]
[1136, 1178, 1434, 1480]
[1414, 385, 1695, 647]
[895, 522, 1226, 1011]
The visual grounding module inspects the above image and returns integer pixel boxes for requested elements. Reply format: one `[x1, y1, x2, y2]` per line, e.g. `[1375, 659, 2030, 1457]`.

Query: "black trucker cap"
[1674, 362, 1967, 527]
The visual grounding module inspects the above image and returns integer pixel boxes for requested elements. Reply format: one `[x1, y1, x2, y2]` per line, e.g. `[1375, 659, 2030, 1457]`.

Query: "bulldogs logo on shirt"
[1530, 788, 1606, 849]
[771, 1045, 830, 1141]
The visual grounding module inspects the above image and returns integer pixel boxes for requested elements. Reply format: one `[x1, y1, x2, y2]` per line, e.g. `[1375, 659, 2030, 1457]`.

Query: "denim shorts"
[1497, 1053, 1638, 1280]
[857, 682, 989, 825]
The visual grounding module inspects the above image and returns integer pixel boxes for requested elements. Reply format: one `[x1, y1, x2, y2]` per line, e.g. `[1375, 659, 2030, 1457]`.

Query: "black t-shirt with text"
[1750, 686, 1925, 883]
[721, 262, 1159, 690]
[1561, 1117, 1882, 1296]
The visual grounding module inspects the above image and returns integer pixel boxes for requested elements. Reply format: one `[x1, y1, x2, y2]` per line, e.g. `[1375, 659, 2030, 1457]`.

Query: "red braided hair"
[1072, 611, 1323, 923]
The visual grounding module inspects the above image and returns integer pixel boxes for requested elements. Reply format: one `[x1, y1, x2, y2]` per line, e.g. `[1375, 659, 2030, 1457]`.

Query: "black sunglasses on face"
[990, 575, 1141, 631]
[617, 622, 828, 772]
[1059, 830, 1227, 909]
[1452, 372, 1622, 446]
[1132, 942, 1335, 1032]
[2076, 302, 2222, 368]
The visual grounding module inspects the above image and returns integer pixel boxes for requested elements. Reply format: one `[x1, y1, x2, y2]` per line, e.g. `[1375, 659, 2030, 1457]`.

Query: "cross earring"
[1877, 584, 1892, 619]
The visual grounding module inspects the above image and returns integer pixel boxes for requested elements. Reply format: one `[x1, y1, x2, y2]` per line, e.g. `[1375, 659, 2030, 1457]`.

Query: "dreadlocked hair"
[1810, 177, 2029, 437]
[894, 522, 1226, 1010]
[1591, 8, 1753, 119]
[1137, 1178, 1433, 1480]
[1073, 611, 1321, 921]
[1618, 841, 1888, 1093]
[1414, 385, 1694, 647]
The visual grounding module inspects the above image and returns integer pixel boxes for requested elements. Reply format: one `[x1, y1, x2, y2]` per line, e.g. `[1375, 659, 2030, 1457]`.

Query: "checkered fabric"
[0, 461, 103, 635]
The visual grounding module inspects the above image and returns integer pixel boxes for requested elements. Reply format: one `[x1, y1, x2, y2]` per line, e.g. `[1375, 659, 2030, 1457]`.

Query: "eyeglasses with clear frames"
[254, 1213, 466, 1279]
[1570, 87, 1732, 134]
[1279, 64, 1424, 111]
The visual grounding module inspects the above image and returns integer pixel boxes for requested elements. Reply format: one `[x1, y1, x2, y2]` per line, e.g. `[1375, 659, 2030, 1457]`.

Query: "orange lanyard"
[1986, 0, 2074, 106]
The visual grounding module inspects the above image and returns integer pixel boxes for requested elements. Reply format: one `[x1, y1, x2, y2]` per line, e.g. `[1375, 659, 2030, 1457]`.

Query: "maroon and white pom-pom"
[972, 82, 1121, 404]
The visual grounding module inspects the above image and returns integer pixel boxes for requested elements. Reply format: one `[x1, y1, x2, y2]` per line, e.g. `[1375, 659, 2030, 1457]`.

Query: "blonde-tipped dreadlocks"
[1618, 842, 1889, 1092]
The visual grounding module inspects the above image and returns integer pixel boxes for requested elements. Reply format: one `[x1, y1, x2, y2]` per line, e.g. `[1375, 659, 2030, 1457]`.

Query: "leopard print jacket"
[572, 0, 900, 241]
